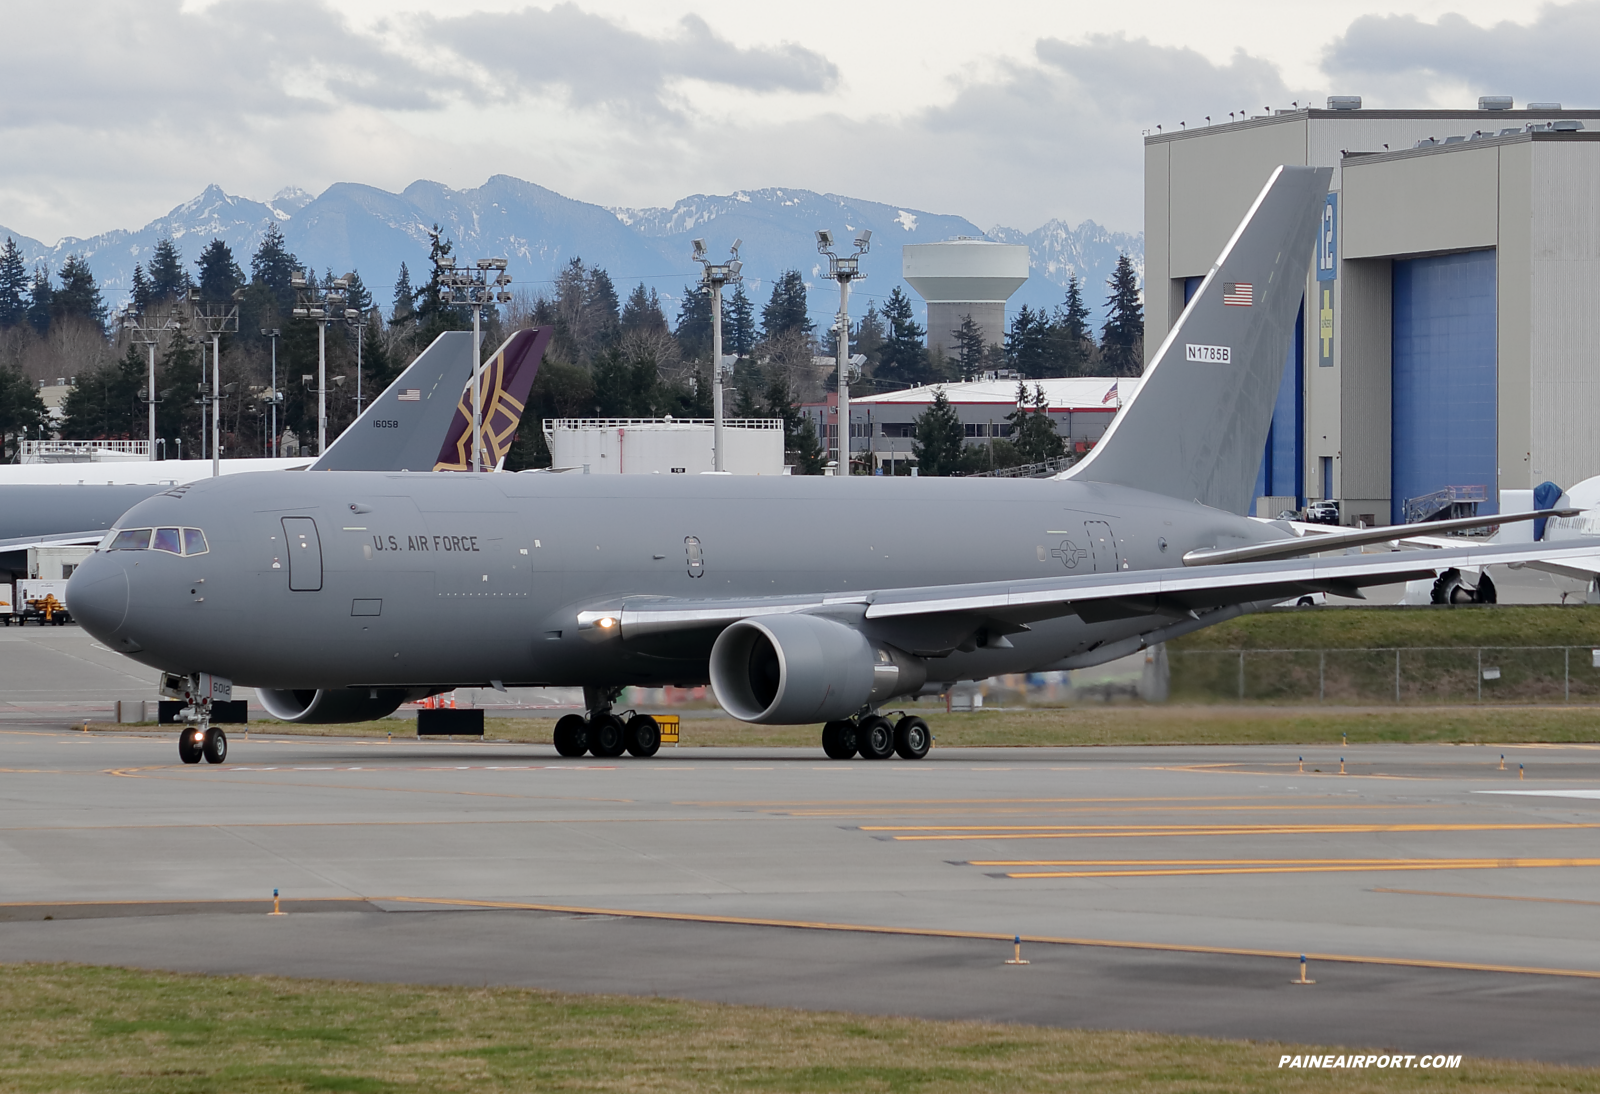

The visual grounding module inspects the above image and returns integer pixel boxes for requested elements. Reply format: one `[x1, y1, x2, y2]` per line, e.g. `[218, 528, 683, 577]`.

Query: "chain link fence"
[1169, 646, 1600, 704]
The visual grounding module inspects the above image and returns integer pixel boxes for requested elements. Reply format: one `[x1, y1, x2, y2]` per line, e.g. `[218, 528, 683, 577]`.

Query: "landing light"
[598, 616, 617, 629]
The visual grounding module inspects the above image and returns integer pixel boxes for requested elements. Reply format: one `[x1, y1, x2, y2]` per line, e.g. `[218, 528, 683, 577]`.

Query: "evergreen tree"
[761, 371, 823, 475]
[343, 270, 373, 314]
[674, 283, 713, 362]
[852, 303, 885, 382]
[0, 361, 47, 457]
[52, 254, 107, 328]
[0, 238, 27, 329]
[726, 284, 755, 356]
[875, 287, 929, 387]
[391, 263, 415, 329]
[620, 284, 668, 337]
[1100, 253, 1144, 376]
[1006, 305, 1054, 378]
[130, 264, 153, 314]
[27, 264, 52, 336]
[413, 225, 468, 343]
[952, 314, 986, 381]
[585, 266, 620, 352]
[912, 387, 965, 476]
[250, 224, 300, 312]
[1005, 382, 1065, 464]
[195, 239, 244, 307]
[147, 239, 187, 302]
[156, 335, 202, 453]
[1052, 274, 1093, 375]
[59, 345, 145, 439]
[760, 270, 811, 338]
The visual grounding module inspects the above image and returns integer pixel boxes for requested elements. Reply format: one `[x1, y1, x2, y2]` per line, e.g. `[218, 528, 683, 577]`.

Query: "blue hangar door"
[1184, 277, 1303, 510]
[1391, 250, 1497, 525]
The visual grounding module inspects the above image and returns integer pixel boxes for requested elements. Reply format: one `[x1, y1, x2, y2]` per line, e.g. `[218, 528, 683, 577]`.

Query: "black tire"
[203, 728, 228, 764]
[894, 716, 931, 760]
[821, 720, 858, 759]
[588, 713, 627, 758]
[178, 730, 203, 765]
[552, 713, 589, 757]
[625, 715, 662, 757]
[857, 715, 895, 760]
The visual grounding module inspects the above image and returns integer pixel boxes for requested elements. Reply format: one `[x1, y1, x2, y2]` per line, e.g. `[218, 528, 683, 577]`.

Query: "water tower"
[902, 239, 1029, 359]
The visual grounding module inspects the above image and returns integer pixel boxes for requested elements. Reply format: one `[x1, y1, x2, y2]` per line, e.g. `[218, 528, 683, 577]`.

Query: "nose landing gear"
[821, 713, 931, 760]
[553, 687, 663, 759]
[162, 672, 232, 765]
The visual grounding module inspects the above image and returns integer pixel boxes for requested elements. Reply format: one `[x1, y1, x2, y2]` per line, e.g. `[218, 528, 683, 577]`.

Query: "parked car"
[1303, 500, 1341, 525]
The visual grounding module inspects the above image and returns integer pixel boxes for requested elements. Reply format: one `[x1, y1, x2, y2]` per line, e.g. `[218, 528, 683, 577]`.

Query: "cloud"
[420, 4, 838, 118]
[1324, 3, 1600, 108]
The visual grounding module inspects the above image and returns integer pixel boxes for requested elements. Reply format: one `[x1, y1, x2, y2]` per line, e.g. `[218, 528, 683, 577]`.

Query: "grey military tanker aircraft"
[66, 166, 1588, 765]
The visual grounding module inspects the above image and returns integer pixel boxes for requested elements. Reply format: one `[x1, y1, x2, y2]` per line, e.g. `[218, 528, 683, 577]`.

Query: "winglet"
[1065, 165, 1331, 513]
[432, 327, 553, 472]
[310, 331, 475, 472]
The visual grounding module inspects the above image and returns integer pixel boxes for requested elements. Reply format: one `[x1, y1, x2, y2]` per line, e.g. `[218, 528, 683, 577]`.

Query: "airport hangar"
[1146, 100, 1600, 526]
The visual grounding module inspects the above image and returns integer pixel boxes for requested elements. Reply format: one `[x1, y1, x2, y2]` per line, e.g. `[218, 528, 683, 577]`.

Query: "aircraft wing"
[576, 540, 1600, 654]
[0, 531, 108, 552]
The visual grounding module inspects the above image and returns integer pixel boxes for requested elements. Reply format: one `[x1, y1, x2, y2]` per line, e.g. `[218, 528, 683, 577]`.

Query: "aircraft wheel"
[178, 730, 203, 765]
[203, 728, 228, 764]
[821, 720, 858, 759]
[552, 714, 589, 757]
[625, 715, 661, 757]
[894, 716, 931, 760]
[588, 713, 627, 758]
[857, 715, 895, 760]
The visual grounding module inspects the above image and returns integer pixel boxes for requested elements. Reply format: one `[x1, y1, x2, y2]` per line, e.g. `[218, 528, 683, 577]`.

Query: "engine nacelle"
[708, 614, 926, 724]
[256, 687, 410, 724]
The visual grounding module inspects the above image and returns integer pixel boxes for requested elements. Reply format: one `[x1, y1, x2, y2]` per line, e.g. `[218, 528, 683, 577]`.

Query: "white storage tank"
[902, 239, 1030, 359]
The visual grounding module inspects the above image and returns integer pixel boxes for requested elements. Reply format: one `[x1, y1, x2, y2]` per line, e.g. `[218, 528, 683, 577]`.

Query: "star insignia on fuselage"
[1051, 540, 1087, 569]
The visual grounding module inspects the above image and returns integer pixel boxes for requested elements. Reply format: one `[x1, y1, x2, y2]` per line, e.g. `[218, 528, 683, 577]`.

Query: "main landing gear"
[552, 686, 662, 759]
[822, 713, 931, 761]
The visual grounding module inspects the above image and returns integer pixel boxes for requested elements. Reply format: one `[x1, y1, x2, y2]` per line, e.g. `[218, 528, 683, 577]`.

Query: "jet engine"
[708, 614, 926, 724]
[256, 687, 413, 724]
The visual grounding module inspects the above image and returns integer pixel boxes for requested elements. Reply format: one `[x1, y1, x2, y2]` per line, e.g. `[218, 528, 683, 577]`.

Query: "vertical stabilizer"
[310, 331, 475, 472]
[433, 327, 554, 471]
[1065, 166, 1330, 513]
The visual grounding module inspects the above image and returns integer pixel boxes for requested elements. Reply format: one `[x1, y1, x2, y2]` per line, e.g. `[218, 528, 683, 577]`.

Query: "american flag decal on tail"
[398, 389, 421, 402]
[1222, 282, 1254, 306]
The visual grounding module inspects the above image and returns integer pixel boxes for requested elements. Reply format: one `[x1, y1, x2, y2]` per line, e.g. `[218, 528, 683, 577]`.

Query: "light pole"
[187, 288, 241, 477]
[816, 228, 871, 472]
[437, 257, 511, 472]
[261, 328, 280, 456]
[291, 272, 350, 456]
[120, 307, 177, 459]
[692, 238, 743, 472]
[345, 310, 365, 417]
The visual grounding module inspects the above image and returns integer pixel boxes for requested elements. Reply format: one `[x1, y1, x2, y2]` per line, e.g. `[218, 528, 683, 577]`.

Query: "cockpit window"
[108, 528, 151, 551]
[101, 527, 208, 555]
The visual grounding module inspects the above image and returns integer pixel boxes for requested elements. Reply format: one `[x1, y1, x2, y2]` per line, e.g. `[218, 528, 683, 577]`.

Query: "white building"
[543, 418, 786, 475]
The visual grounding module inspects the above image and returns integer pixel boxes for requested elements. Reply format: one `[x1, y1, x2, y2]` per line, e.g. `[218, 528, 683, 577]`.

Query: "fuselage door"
[1084, 520, 1123, 573]
[282, 516, 323, 591]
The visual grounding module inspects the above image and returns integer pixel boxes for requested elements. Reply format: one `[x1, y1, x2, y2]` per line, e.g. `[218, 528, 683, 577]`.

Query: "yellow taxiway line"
[1373, 887, 1600, 908]
[868, 822, 1600, 841]
[990, 858, 1600, 879]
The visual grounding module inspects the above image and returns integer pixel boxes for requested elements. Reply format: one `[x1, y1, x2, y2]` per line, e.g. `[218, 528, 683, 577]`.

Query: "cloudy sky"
[2, 0, 1592, 242]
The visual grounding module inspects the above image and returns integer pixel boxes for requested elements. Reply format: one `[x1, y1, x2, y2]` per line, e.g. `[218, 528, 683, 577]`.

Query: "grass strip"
[1, 963, 1596, 1093]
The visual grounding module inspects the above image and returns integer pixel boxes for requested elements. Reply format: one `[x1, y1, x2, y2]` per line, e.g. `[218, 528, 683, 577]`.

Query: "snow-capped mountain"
[1, 178, 1142, 332]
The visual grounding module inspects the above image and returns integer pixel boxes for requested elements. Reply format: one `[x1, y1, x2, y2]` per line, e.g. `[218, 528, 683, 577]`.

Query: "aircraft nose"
[67, 555, 129, 639]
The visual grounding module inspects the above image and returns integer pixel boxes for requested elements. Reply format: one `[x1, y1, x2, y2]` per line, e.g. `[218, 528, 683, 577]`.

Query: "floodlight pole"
[291, 272, 350, 457]
[121, 309, 170, 460]
[692, 239, 743, 472]
[817, 229, 870, 472]
[435, 258, 510, 472]
[186, 291, 240, 477]
[262, 329, 280, 457]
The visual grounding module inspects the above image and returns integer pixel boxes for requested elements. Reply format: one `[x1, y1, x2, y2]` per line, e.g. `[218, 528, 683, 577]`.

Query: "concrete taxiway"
[2, 721, 1600, 1063]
